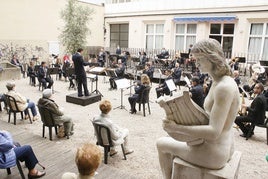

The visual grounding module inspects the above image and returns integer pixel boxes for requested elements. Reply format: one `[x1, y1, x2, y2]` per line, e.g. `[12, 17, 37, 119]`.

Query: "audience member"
[72, 48, 90, 97]
[0, 93, 7, 110]
[37, 61, 54, 89]
[0, 130, 46, 178]
[128, 74, 151, 114]
[10, 54, 24, 76]
[98, 48, 106, 67]
[155, 70, 173, 98]
[93, 100, 134, 156]
[38, 89, 74, 137]
[235, 83, 267, 138]
[189, 76, 204, 108]
[115, 45, 121, 55]
[6, 81, 39, 121]
[61, 143, 101, 179]
[27, 61, 36, 86]
[139, 51, 147, 66]
[109, 59, 125, 90]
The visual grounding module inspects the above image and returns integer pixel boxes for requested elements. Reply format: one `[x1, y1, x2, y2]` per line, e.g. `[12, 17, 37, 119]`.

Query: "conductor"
[72, 48, 90, 97]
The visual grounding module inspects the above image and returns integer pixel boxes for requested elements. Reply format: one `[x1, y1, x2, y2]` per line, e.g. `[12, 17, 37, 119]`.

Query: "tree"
[59, 0, 94, 54]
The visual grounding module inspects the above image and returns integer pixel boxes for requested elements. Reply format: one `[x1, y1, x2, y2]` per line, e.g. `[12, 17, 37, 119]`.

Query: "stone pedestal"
[66, 93, 101, 106]
[171, 151, 242, 179]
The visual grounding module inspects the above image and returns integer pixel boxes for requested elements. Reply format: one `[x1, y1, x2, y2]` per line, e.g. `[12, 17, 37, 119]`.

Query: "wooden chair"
[0, 160, 25, 179]
[92, 121, 126, 164]
[5, 95, 32, 125]
[137, 86, 151, 117]
[38, 105, 66, 141]
[246, 118, 268, 145]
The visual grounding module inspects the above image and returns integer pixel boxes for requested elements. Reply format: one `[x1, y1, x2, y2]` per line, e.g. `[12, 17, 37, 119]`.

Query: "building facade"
[104, 0, 268, 62]
[0, 0, 104, 61]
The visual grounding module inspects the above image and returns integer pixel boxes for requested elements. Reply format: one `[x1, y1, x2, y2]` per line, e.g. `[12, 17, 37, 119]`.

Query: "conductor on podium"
[72, 48, 90, 97]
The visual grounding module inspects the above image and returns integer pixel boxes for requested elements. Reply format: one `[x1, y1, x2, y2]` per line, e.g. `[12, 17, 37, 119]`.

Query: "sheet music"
[183, 76, 191, 87]
[166, 79, 177, 91]
[89, 67, 106, 73]
[115, 78, 130, 89]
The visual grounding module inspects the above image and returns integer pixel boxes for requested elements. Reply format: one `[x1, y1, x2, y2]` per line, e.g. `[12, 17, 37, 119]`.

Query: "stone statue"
[156, 39, 240, 179]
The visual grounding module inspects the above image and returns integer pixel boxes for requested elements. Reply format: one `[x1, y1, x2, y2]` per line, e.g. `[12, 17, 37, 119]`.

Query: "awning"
[173, 16, 237, 22]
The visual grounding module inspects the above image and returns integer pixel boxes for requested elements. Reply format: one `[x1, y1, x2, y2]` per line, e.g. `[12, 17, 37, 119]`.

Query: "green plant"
[59, 0, 94, 54]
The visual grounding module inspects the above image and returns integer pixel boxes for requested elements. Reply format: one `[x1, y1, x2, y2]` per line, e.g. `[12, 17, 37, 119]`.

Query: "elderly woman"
[156, 39, 240, 178]
[6, 82, 39, 121]
[61, 143, 101, 179]
[93, 100, 134, 156]
[0, 130, 45, 178]
[37, 89, 74, 137]
[128, 74, 150, 114]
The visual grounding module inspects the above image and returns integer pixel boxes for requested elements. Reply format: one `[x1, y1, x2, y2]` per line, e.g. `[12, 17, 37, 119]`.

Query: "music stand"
[88, 67, 106, 96]
[113, 78, 129, 110]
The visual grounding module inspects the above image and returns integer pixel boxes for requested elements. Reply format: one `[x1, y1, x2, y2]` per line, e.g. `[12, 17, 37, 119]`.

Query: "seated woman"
[6, 82, 39, 121]
[0, 130, 45, 178]
[37, 89, 74, 137]
[93, 100, 134, 156]
[27, 61, 37, 86]
[128, 74, 150, 114]
[156, 39, 240, 178]
[61, 143, 101, 179]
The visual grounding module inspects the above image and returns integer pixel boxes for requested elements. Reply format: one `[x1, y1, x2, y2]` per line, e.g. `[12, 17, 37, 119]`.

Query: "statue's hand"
[162, 119, 177, 133]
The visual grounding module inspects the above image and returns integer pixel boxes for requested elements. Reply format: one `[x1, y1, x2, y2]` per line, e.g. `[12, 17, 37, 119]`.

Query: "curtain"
[155, 35, 164, 49]
[262, 37, 268, 61]
[250, 23, 263, 35]
[186, 36, 196, 49]
[176, 24, 185, 34]
[146, 35, 153, 49]
[156, 24, 164, 33]
[187, 24, 197, 34]
[175, 36, 184, 51]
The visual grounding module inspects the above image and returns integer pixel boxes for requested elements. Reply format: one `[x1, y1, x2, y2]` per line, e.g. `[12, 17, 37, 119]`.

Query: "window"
[145, 24, 164, 49]
[248, 23, 268, 62]
[209, 23, 234, 58]
[110, 24, 129, 48]
[175, 24, 196, 51]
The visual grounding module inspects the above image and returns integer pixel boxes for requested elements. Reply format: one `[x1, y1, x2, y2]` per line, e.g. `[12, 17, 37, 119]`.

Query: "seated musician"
[27, 61, 37, 86]
[235, 83, 267, 138]
[139, 51, 147, 66]
[54, 57, 63, 80]
[98, 47, 106, 67]
[37, 61, 54, 89]
[142, 62, 154, 82]
[189, 76, 205, 108]
[172, 62, 182, 86]
[10, 54, 24, 76]
[243, 71, 259, 97]
[156, 70, 173, 98]
[157, 48, 169, 59]
[109, 59, 125, 90]
[128, 74, 151, 114]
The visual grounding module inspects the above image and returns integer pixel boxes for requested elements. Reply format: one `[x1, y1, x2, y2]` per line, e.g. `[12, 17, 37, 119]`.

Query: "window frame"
[145, 23, 164, 50]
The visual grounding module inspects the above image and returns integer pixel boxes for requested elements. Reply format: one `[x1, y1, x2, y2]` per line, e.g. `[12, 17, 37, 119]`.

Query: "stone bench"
[171, 151, 242, 179]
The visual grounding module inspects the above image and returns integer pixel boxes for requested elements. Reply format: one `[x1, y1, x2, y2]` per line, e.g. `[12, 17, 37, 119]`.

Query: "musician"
[37, 61, 54, 89]
[115, 45, 121, 55]
[54, 57, 63, 80]
[72, 48, 90, 97]
[189, 76, 204, 108]
[235, 83, 267, 138]
[157, 48, 169, 59]
[142, 62, 154, 82]
[98, 47, 106, 67]
[109, 59, 125, 90]
[128, 74, 151, 114]
[172, 62, 182, 86]
[233, 70, 241, 86]
[243, 71, 259, 97]
[157, 39, 240, 177]
[139, 51, 147, 66]
[155, 70, 173, 98]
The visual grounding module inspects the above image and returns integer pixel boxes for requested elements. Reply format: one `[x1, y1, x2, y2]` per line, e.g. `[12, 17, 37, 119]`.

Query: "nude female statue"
[156, 39, 240, 179]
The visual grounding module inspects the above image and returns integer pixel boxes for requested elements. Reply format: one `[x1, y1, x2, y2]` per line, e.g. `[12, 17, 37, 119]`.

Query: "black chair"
[1, 160, 25, 179]
[5, 95, 32, 125]
[137, 86, 151, 117]
[246, 118, 268, 145]
[92, 121, 126, 164]
[38, 105, 68, 140]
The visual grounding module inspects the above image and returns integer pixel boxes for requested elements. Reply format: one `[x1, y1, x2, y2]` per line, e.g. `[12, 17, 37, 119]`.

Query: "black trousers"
[76, 75, 89, 96]
[235, 115, 254, 134]
[128, 94, 138, 111]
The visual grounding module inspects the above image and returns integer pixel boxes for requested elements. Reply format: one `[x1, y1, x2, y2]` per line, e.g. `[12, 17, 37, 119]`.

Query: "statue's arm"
[163, 85, 234, 140]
